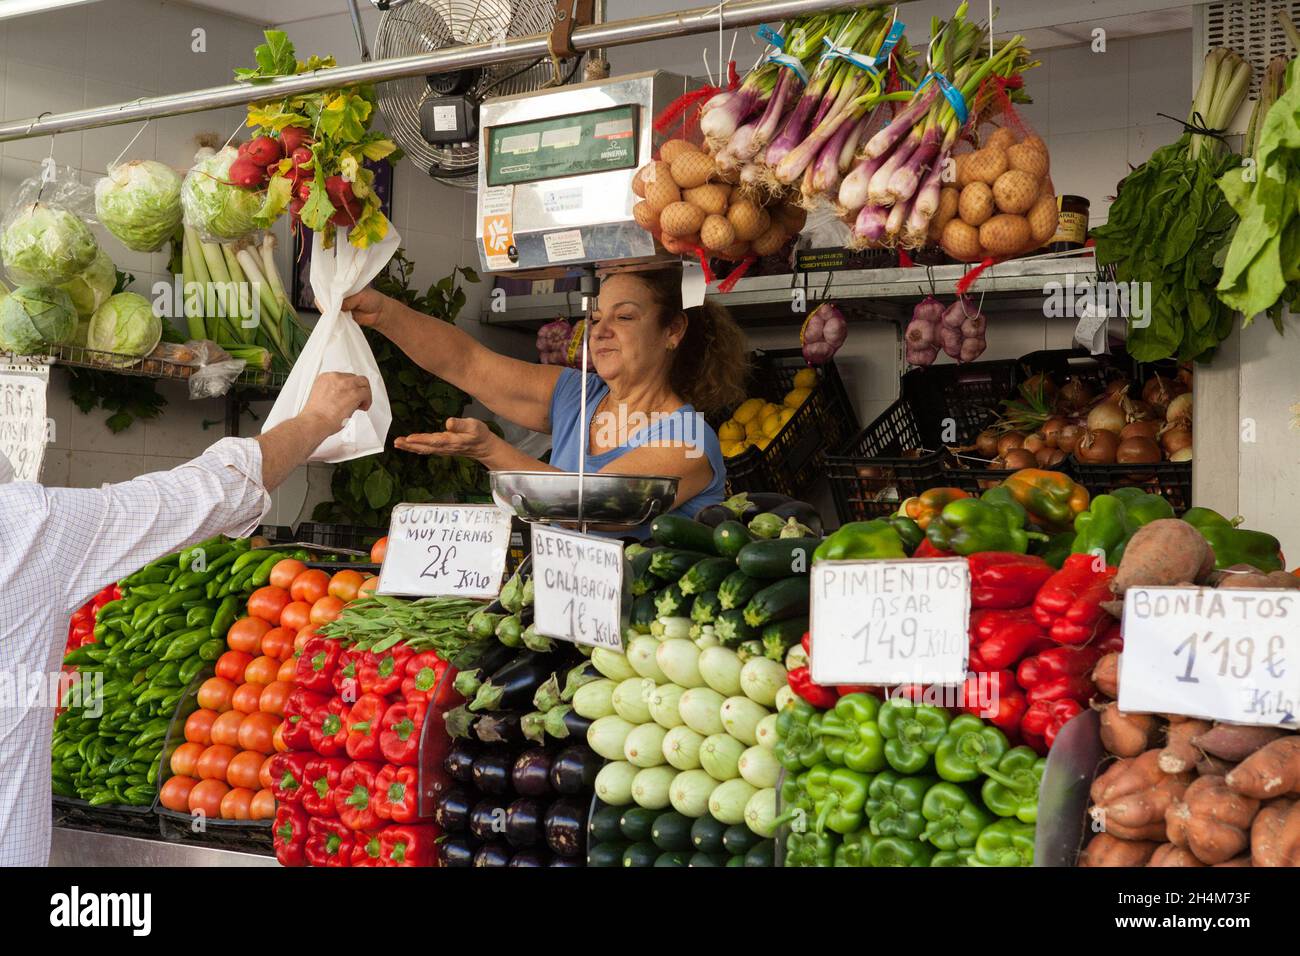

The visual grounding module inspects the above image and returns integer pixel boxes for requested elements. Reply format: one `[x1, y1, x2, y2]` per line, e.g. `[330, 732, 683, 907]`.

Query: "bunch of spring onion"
[840, 3, 1035, 248]
[180, 225, 303, 371]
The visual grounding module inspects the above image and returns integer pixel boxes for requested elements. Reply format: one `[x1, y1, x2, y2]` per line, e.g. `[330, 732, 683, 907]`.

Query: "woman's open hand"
[342, 287, 390, 328]
[395, 417, 497, 462]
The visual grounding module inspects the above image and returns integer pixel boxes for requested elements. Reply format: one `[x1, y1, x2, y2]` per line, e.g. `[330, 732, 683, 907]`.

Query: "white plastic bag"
[261, 226, 401, 462]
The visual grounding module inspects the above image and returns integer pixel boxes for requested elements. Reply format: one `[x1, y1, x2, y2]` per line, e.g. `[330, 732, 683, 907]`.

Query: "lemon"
[762, 402, 782, 420]
[777, 407, 795, 428]
[733, 398, 765, 425]
[719, 419, 745, 442]
[784, 387, 813, 408]
[754, 436, 772, 450]
[745, 418, 768, 441]
[793, 368, 817, 389]
[721, 440, 743, 459]
[762, 412, 783, 438]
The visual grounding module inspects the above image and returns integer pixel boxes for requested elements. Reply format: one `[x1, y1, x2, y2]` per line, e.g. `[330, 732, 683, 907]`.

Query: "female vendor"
[342, 267, 748, 524]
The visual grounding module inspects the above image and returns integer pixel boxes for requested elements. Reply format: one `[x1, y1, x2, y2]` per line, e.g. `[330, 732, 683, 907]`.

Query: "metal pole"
[347, 0, 372, 63]
[0, 0, 884, 141]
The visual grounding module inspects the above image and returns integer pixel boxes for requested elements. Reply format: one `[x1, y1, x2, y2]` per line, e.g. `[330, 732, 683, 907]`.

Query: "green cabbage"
[60, 247, 117, 318]
[180, 147, 263, 241]
[95, 160, 183, 252]
[87, 292, 162, 364]
[1, 202, 98, 284]
[0, 285, 77, 354]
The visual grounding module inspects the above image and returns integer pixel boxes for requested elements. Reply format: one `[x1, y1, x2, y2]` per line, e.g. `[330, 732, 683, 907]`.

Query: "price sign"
[378, 504, 512, 598]
[810, 558, 970, 685]
[0, 361, 50, 483]
[531, 525, 625, 651]
[1119, 587, 1300, 727]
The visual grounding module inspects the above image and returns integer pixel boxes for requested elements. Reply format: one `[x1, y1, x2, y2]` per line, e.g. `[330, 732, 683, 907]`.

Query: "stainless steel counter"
[49, 826, 278, 867]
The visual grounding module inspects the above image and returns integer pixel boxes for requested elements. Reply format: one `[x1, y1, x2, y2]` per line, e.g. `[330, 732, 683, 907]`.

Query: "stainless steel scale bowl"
[490, 471, 678, 530]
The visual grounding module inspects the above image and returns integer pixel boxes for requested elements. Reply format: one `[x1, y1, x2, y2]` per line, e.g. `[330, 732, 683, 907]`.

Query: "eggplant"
[559, 662, 600, 701]
[438, 835, 477, 867]
[471, 750, 514, 794]
[521, 711, 547, 744]
[543, 705, 591, 741]
[443, 739, 478, 782]
[770, 499, 823, 536]
[533, 673, 563, 712]
[504, 797, 543, 847]
[521, 624, 555, 653]
[470, 651, 558, 713]
[543, 797, 588, 857]
[470, 798, 507, 840]
[473, 843, 513, 867]
[549, 744, 601, 794]
[474, 710, 526, 745]
[508, 848, 551, 867]
[549, 856, 582, 867]
[434, 787, 474, 833]
[695, 503, 737, 528]
[449, 638, 515, 675]
[511, 748, 554, 796]
[444, 705, 478, 740]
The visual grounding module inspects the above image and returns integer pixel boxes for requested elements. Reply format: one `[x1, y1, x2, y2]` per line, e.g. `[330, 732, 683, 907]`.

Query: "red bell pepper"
[968, 552, 1055, 609]
[270, 752, 312, 805]
[1021, 698, 1084, 753]
[379, 700, 426, 767]
[333, 649, 360, 704]
[1017, 645, 1102, 689]
[352, 832, 384, 867]
[380, 824, 439, 867]
[296, 637, 341, 693]
[402, 652, 457, 708]
[968, 608, 1053, 673]
[307, 698, 350, 758]
[302, 755, 350, 818]
[358, 645, 413, 697]
[1096, 622, 1124, 654]
[346, 692, 387, 761]
[283, 688, 330, 751]
[335, 760, 384, 831]
[958, 669, 1027, 742]
[273, 803, 309, 867]
[374, 764, 425, 823]
[305, 816, 354, 867]
[788, 633, 838, 708]
[913, 538, 954, 559]
[1033, 553, 1118, 645]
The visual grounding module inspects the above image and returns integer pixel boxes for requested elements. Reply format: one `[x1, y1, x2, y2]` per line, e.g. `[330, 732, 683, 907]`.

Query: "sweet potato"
[1165, 775, 1259, 864]
[1100, 703, 1159, 758]
[1211, 565, 1300, 589]
[1090, 750, 1193, 841]
[1112, 520, 1216, 595]
[1226, 736, 1300, 799]
[1093, 652, 1119, 699]
[1148, 844, 1206, 867]
[1158, 718, 1213, 774]
[1213, 856, 1252, 867]
[1197, 754, 1236, 777]
[1250, 797, 1300, 867]
[1078, 833, 1159, 867]
[1193, 723, 1284, 762]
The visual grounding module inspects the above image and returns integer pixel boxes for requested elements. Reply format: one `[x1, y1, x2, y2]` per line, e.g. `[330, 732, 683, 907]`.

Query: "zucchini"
[651, 811, 693, 850]
[723, 823, 762, 855]
[743, 576, 810, 628]
[761, 617, 808, 654]
[649, 549, 713, 582]
[630, 593, 659, 632]
[736, 538, 819, 579]
[745, 839, 776, 867]
[654, 850, 690, 867]
[589, 804, 624, 844]
[748, 512, 785, 539]
[690, 590, 722, 624]
[713, 608, 756, 647]
[622, 841, 659, 867]
[688, 851, 726, 867]
[678, 557, 734, 596]
[670, 768, 716, 816]
[631, 568, 663, 598]
[727, 855, 747, 867]
[654, 583, 694, 619]
[631, 766, 678, 809]
[619, 806, 659, 842]
[651, 515, 718, 555]
[717, 570, 763, 610]
[713, 520, 754, 559]
[691, 815, 727, 853]
[588, 842, 626, 867]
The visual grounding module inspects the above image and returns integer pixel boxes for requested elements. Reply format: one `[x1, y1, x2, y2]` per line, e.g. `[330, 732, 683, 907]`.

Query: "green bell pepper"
[832, 829, 875, 867]
[865, 770, 934, 839]
[813, 520, 908, 562]
[920, 781, 993, 851]
[804, 763, 872, 835]
[980, 746, 1046, 824]
[884, 516, 924, 553]
[931, 849, 974, 866]
[819, 693, 885, 772]
[869, 835, 934, 867]
[1071, 490, 1174, 564]
[784, 830, 835, 867]
[934, 714, 1009, 782]
[1035, 530, 1077, 569]
[1182, 508, 1284, 572]
[972, 818, 1035, 867]
[925, 490, 1035, 555]
[878, 699, 951, 774]
[774, 699, 826, 772]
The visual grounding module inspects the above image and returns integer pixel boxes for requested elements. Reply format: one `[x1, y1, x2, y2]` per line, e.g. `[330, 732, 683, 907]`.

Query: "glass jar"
[1049, 195, 1089, 252]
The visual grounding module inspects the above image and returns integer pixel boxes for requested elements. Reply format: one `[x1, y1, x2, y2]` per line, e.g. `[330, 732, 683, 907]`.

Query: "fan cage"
[1201, 0, 1300, 100]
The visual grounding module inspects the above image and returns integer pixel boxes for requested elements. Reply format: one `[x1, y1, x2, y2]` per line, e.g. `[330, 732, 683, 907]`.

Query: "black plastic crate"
[724, 349, 858, 500]
[902, 359, 1020, 449]
[51, 795, 160, 837]
[293, 522, 386, 553]
[1071, 459, 1193, 514]
[825, 399, 946, 523]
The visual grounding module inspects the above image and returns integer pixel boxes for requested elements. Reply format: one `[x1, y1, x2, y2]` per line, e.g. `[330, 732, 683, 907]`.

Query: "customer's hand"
[395, 417, 496, 461]
[301, 372, 373, 432]
[342, 287, 390, 328]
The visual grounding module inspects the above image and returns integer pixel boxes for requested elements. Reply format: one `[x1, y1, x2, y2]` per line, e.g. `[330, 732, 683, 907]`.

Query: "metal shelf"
[2, 345, 287, 393]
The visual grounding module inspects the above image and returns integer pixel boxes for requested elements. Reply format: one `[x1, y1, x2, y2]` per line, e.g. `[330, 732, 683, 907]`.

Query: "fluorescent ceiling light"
[0, 0, 100, 20]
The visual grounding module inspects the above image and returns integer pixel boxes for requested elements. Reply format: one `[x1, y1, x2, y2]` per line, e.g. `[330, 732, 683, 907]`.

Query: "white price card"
[378, 504, 512, 598]
[1119, 587, 1300, 727]
[531, 525, 625, 651]
[0, 361, 50, 483]
[810, 558, 970, 685]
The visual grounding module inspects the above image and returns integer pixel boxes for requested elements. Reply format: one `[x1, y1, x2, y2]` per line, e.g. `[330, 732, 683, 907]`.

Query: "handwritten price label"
[0, 361, 49, 483]
[377, 504, 512, 598]
[1120, 587, 1300, 727]
[810, 558, 970, 685]
[531, 525, 625, 651]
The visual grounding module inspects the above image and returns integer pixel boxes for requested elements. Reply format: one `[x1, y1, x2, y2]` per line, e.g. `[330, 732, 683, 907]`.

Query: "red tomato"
[250, 788, 277, 820]
[184, 709, 219, 746]
[225, 750, 265, 790]
[310, 596, 344, 626]
[216, 650, 254, 683]
[188, 779, 229, 817]
[273, 722, 289, 753]
[269, 558, 307, 590]
[244, 655, 280, 686]
[248, 586, 292, 626]
[196, 744, 237, 781]
[258, 754, 276, 790]
[197, 677, 237, 713]
[293, 624, 321, 653]
[231, 682, 264, 714]
[160, 775, 197, 812]
[261, 626, 295, 661]
[280, 601, 313, 634]
[259, 680, 292, 717]
[169, 741, 205, 778]
[359, 577, 381, 596]
[290, 569, 330, 604]
[220, 787, 255, 820]
[370, 537, 388, 564]
[328, 570, 365, 602]
[238, 712, 281, 755]
[276, 658, 298, 683]
[210, 710, 246, 747]
[226, 617, 272, 655]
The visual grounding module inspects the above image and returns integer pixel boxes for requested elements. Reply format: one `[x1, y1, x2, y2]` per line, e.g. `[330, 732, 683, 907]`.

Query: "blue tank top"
[547, 368, 726, 538]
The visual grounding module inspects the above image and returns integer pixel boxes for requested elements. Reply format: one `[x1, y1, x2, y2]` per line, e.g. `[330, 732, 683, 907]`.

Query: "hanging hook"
[925, 263, 937, 297]
[821, 270, 834, 302]
[925, 19, 949, 74]
[110, 110, 151, 171]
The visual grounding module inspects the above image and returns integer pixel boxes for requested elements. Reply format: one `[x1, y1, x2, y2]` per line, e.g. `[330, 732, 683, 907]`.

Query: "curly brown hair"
[630, 268, 749, 416]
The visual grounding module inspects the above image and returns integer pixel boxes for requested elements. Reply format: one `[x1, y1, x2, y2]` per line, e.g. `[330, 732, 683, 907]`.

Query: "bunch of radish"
[904, 293, 987, 366]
